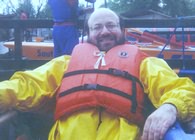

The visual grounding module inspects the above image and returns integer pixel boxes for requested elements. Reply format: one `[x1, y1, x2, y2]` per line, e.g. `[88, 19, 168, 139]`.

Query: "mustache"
[97, 34, 116, 41]
[87, 34, 126, 46]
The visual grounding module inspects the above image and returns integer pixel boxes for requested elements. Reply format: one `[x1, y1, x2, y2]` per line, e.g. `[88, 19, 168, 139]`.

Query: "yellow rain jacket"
[0, 47, 195, 140]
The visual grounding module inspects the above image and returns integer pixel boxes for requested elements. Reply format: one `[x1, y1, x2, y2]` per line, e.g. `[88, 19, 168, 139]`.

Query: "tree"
[129, 0, 161, 12]
[107, 0, 132, 14]
[107, 0, 195, 17]
[1, 0, 195, 19]
[0, 0, 48, 19]
[155, 0, 195, 17]
[0, 0, 17, 14]
[16, 0, 35, 18]
[38, 2, 52, 19]
[107, 0, 161, 14]
[33, 0, 49, 18]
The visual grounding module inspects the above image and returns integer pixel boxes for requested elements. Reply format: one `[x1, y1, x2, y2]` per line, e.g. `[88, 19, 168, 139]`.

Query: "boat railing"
[0, 18, 195, 80]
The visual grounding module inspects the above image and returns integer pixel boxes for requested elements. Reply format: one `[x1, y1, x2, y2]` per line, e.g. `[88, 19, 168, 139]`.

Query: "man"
[0, 8, 195, 140]
[48, 0, 80, 57]
[20, 10, 28, 20]
[48, 0, 94, 57]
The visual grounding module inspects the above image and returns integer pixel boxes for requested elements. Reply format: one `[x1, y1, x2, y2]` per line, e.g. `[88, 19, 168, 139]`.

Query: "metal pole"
[104, 0, 107, 8]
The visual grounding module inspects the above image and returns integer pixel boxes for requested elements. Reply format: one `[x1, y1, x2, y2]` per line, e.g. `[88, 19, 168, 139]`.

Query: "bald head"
[88, 8, 120, 27]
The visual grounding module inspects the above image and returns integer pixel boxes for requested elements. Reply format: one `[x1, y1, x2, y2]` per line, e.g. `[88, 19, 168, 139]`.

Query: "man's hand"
[142, 104, 177, 140]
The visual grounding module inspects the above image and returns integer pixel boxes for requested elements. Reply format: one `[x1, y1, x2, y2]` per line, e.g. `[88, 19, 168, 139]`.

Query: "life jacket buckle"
[108, 68, 127, 77]
[83, 84, 98, 90]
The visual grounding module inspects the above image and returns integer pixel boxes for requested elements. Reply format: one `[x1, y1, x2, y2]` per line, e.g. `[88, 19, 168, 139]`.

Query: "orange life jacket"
[55, 43, 149, 126]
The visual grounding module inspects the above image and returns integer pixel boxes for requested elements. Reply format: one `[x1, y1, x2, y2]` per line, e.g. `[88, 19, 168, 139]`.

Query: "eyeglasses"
[90, 23, 119, 33]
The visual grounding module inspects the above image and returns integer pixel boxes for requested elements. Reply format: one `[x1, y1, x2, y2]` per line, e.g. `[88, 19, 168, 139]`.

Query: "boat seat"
[164, 118, 195, 140]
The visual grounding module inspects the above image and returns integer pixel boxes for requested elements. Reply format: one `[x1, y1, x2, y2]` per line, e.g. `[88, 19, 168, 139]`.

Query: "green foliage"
[0, 0, 50, 19]
[1, 0, 195, 19]
[38, 3, 52, 19]
[162, 0, 195, 17]
[16, 0, 35, 18]
[107, 0, 161, 14]
[108, 0, 132, 14]
[107, 0, 195, 17]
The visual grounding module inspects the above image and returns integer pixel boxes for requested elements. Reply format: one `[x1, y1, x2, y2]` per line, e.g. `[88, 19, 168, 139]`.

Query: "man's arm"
[0, 55, 70, 113]
[140, 57, 195, 140]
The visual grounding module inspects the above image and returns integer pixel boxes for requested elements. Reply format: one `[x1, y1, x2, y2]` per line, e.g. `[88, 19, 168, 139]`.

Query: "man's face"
[87, 11, 124, 52]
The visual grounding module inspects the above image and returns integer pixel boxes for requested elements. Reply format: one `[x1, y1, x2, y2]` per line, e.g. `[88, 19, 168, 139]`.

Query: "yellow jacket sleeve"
[0, 55, 70, 113]
[140, 57, 195, 121]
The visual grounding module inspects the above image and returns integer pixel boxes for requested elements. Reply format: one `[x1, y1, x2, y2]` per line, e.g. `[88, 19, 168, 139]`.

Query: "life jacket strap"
[58, 83, 137, 113]
[64, 68, 143, 89]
